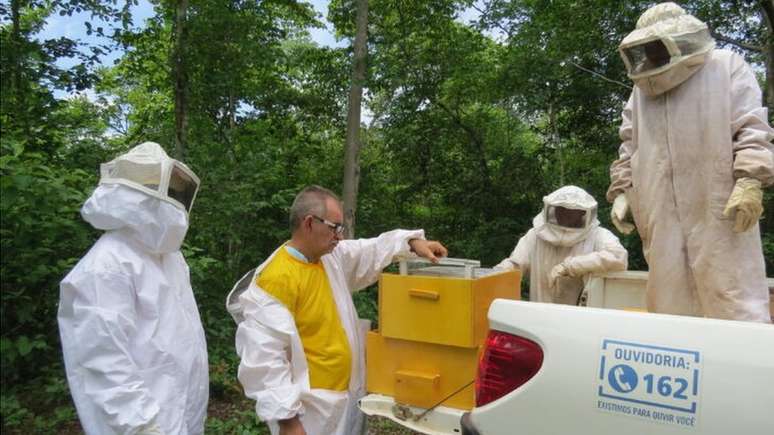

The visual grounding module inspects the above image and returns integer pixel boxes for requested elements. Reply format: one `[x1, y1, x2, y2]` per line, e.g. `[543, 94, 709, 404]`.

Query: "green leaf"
[16, 336, 32, 356]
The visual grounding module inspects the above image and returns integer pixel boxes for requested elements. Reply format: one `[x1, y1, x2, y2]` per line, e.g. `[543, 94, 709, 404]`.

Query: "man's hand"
[409, 239, 448, 263]
[611, 193, 635, 235]
[548, 263, 569, 290]
[723, 177, 763, 233]
[278, 416, 306, 435]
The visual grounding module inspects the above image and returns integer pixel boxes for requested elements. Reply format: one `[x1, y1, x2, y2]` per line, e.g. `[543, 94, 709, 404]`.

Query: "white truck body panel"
[468, 300, 774, 434]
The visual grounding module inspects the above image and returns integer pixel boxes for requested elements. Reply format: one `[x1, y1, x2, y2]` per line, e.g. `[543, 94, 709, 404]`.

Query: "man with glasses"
[495, 186, 627, 306]
[231, 185, 446, 435]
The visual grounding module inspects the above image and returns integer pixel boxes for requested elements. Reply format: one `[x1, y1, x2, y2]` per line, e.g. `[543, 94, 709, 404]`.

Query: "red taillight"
[475, 330, 543, 407]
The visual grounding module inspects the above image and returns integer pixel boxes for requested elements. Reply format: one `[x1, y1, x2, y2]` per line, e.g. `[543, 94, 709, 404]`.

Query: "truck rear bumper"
[358, 393, 466, 435]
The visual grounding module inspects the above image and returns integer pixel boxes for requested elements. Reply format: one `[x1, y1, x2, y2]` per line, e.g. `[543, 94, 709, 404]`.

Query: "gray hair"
[289, 185, 340, 232]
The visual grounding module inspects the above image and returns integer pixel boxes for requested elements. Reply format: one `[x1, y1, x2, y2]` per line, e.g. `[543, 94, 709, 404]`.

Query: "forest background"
[2, 0, 772, 433]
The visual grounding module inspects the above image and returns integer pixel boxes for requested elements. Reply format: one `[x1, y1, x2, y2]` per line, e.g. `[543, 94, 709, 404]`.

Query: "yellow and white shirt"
[257, 246, 352, 391]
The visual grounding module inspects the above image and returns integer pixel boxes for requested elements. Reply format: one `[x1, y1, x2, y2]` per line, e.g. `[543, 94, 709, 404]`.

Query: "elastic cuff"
[737, 177, 762, 188]
[404, 230, 426, 254]
[562, 260, 581, 277]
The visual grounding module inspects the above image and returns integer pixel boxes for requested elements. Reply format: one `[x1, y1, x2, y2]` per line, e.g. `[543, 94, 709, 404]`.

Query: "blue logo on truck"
[596, 339, 701, 429]
[608, 364, 638, 393]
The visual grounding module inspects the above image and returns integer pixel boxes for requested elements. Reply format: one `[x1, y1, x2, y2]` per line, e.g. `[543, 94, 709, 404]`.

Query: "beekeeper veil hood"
[534, 186, 599, 247]
[81, 142, 200, 254]
[619, 2, 715, 96]
[99, 141, 199, 212]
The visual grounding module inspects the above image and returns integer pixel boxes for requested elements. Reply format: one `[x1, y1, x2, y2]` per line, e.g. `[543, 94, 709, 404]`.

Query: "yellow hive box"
[366, 331, 480, 410]
[378, 269, 520, 348]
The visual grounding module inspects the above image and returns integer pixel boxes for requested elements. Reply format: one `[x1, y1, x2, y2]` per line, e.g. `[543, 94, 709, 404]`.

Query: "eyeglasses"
[311, 215, 345, 235]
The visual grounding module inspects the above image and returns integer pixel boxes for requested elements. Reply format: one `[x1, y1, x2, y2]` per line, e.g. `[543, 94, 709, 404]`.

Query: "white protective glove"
[137, 423, 163, 435]
[548, 263, 569, 291]
[722, 177, 763, 233]
[610, 193, 635, 235]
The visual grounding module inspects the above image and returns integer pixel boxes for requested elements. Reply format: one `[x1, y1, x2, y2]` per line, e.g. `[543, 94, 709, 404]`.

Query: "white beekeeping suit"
[227, 229, 424, 435]
[58, 142, 209, 435]
[495, 186, 627, 305]
[607, 3, 774, 322]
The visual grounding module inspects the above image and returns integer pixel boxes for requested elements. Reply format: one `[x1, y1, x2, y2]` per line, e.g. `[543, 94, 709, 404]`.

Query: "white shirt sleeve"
[728, 52, 774, 186]
[562, 228, 628, 277]
[494, 229, 534, 277]
[235, 287, 306, 422]
[607, 94, 637, 202]
[328, 229, 425, 292]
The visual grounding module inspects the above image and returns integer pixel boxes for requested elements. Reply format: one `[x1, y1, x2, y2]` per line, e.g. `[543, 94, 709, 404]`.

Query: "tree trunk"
[549, 102, 564, 186]
[768, 36, 773, 112]
[10, 0, 27, 138]
[761, 0, 774, 111]
[342, 0, 368, 239]
[173, 0, 189, 160]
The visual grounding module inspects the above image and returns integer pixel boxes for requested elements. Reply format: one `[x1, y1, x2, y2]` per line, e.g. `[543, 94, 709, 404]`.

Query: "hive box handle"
[409, 289, 440, 300]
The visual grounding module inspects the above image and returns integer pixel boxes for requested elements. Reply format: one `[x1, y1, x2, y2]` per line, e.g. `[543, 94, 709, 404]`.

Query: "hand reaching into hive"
[409, 239, 448, 263]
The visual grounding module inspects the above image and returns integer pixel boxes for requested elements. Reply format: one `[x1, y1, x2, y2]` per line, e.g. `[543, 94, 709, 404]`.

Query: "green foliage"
[0, 367, 79, 434]
[0, 139, 98, 384]
[762, 189, 774, 275]
[354, 284, 379, 326]
[366, 416, 419, 434]
[204, 408, 268, 435]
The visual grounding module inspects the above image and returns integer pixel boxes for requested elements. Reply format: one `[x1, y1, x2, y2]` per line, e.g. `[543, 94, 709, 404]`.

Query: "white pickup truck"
[360, 272, 774, 435]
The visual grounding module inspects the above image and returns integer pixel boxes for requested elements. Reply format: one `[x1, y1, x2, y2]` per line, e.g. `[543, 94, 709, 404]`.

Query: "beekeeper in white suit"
[495, 186, 628, 305]
[58, 142, 209, 434]
[227, 185, 447, 435]
[607, 2, 773, 322]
